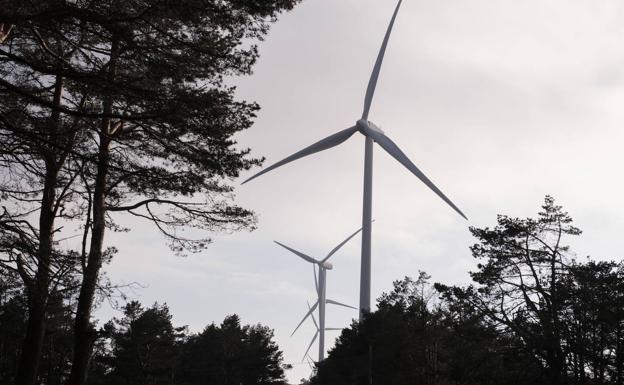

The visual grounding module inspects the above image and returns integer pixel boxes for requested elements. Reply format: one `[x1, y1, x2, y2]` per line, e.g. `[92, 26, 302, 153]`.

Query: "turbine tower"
[275, 226, 362, 361]
[244, 0, 467, 320]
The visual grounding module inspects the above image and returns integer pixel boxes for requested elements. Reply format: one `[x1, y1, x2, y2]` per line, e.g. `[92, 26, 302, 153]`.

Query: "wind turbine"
[301, 301, 343, 363]
[244, 0, 467, 319]
[274, 226, 362, 361]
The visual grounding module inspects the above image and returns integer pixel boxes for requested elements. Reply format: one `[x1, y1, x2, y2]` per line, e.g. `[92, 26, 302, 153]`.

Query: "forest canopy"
[310, 197, 624, 385]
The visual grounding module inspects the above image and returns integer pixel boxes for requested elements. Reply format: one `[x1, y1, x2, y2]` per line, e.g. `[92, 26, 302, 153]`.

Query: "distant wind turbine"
[244, 0, 467, 320]
[275, 226, 362, 361]
[301, 301, 343, 363]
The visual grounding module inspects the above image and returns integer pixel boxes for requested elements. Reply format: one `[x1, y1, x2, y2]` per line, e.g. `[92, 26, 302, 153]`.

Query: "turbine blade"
[366, 129, 467, 220]
[326, 298, 358, 310]
[362, 0, 403, 120]
[274, 241, 319, 265]
[302, 331, 319, 362]
[291, 300, 319, 336]
[313, 265, 319, 296]
[311, 313, 319, 330]
[322, 222, 374, 263]
[308, 301, 319, 330]
[242, 126, 358, 184]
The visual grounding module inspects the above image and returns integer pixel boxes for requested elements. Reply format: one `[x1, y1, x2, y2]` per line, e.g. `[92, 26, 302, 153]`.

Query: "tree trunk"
[15, 296, 47, 385]
[579, 341, 586, 385]
[67, 37, 118, 385]
[368, 343, 373, 385]
[14, 76, 64, 385]
[15, 164, 57, 385]
[546, 346, 568, 385]
[67, 123, 110, 385]
[616, 325, 622, 385]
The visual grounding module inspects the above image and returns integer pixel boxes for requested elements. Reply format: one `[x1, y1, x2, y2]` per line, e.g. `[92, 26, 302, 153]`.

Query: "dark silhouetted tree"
[560, 260, 624, 384]
[0, 270, 26, 382]
[437, 196, 624, 385]
[176, 314, 288, 385]
[91, 301, 183, 385]
[0, 272, 75, 385]
[311, 274, 542, 385]
[438, 196, 580, 385]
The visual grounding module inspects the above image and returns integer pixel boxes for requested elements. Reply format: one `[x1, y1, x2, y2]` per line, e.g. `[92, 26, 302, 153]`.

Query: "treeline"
[3, 194, 624, 385]
[0, 284, 289, 385]
[310, 197, 624, 385]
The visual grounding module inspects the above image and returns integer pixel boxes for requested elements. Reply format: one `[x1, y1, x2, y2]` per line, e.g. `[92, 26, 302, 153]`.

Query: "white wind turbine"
[244, 0, 467, 320]
[274, 226, 363, 361]
[301, 301, 343, 363]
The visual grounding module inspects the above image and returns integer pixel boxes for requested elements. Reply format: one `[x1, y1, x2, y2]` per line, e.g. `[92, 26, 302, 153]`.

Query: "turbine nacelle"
[356, 119, 384, 136]
[320, 261, 333, 270]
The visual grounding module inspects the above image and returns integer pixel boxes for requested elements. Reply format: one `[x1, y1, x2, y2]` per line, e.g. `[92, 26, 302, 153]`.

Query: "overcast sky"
[94, 0, 624, 382]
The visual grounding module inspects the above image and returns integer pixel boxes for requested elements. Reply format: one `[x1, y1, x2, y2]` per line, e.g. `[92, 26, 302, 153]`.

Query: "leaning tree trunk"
[15, 180, 54, 385]
[14, 77, 64, 385]
[67, 132, 109, 385]
[67, 37, 118, 385]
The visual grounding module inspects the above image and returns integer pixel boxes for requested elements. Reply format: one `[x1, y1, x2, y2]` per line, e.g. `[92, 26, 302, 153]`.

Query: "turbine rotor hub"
[321, 261, 333, 270]
[356, 118, 384, 135]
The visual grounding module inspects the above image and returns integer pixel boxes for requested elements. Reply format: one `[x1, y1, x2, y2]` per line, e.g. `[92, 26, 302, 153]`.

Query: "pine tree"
[176, 315, 288, 385]
[98, 302, 183, 385]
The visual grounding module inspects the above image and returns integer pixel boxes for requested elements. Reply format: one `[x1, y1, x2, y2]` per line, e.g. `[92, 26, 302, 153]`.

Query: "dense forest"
[0, 290, 289, 384]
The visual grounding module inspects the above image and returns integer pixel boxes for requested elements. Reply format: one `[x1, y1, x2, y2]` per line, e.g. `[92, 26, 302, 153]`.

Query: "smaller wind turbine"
[275, 226, 365, 361]
[305, 352, 316, 371]
[301, 301, 343, 362]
